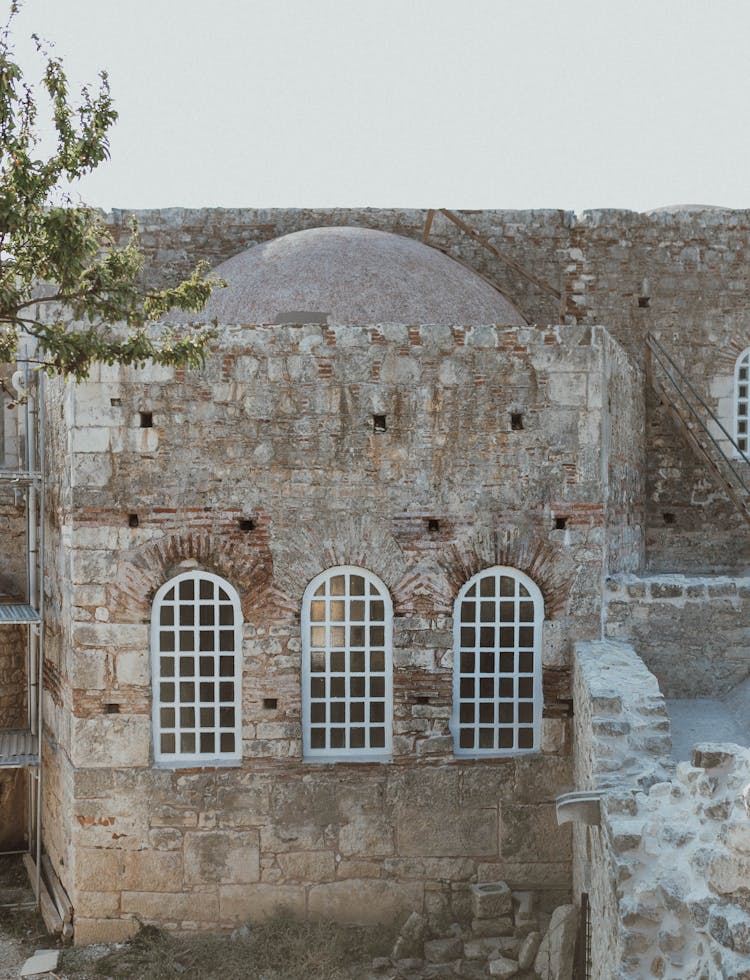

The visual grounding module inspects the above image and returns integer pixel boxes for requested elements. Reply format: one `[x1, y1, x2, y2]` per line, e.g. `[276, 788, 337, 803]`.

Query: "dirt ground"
[0, 856, 51, 980]
[0, 856, 394, 980]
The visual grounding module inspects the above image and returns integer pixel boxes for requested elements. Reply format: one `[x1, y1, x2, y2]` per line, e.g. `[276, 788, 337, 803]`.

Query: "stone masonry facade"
[0, 207, 748, 976]
[37, 320, 642, 942]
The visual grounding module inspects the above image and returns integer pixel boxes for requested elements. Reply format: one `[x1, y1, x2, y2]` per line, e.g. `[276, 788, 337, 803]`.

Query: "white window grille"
[452, 566, 543, 756]
[151, 570, 242, 767]
[735, 349, 750, 455]
[301, 566, 392, 761]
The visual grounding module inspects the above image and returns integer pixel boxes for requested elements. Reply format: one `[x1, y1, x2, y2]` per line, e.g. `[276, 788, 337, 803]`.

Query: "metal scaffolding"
[0, 356, 45, 905]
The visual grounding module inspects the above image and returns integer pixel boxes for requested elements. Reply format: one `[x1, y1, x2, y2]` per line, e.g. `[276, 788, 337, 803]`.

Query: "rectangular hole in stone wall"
[139, 411, 153, 428]
[373, 414, 387, 433]
[110, 398, 121, 407]
[511, 412, 524, 431]
[104, 704, 120, 714]
[263, 698, 278, 710]
[638, 296, 651, 308]
[663, 512, 676, 525]
[128, 514, 139, 528]
[238, 518, 256, 532]
[555, 516, 568, 530]
[426, 519, 440, 533]
[414, 696, 430, 705]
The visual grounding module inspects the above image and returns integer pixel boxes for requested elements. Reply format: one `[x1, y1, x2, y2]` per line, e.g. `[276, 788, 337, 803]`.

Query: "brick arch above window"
[451, 565, 544, 757]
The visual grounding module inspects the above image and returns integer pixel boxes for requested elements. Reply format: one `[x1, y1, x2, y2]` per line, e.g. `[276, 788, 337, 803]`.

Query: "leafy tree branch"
[0, 2, 221, 380]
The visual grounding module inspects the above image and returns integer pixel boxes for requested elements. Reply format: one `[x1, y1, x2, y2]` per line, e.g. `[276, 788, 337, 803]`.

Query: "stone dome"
[168, 226, 526, 326]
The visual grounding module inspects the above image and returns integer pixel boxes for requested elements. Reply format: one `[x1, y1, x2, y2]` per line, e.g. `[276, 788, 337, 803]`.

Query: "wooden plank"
[21, 851, 36, 894]
[42, 854, 73, 922]
[422, 209, 435, 243]
[39, 881, 63, 937]
[439, 208, 562, 300]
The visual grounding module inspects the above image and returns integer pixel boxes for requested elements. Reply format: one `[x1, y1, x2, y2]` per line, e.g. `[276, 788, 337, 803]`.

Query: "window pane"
[304, 568, 391, 758]
[153, 573, 241, 763]
[329, 600, 345, 621]
[454, 569, 541, 756]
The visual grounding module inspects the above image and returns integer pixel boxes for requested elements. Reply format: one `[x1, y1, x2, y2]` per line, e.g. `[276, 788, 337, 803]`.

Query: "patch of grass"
[61, 911, 395, 980]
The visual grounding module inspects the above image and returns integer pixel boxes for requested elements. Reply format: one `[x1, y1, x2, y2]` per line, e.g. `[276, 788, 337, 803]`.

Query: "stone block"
[518, 931, 541, 969]
[398, 806, 497, 858]
[183, 830, 260, 884]
[72, 716, 150, 768]
[72, 890, 120, 918]
[77, 847, 179, 893]
[338, 813, 395, 857]
[488, 955, 519, 978]
[534, 904, 577, 980]
[122, 890, 220, 923]
[276, 849, 335, 882]
[308, 879, 423, 926]
[471, 916, 514, 937]
[73, 915, 139, 946]
[219, 883, 306, 924]
[471, 881, 512, 919]
[424, 936, 463, 962]
[464, 936, 516, 960]
[500, 803, 572, 863]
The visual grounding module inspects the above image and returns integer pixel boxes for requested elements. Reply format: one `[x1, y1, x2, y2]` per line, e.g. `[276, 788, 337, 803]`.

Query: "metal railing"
[646, 334, 750, 519]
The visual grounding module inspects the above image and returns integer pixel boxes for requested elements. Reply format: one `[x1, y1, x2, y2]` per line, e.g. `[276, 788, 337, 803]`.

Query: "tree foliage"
[0, 2, 219, 379]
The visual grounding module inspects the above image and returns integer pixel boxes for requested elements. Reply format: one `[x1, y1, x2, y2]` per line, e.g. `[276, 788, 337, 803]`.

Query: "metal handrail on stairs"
[645, 333, 750, 522]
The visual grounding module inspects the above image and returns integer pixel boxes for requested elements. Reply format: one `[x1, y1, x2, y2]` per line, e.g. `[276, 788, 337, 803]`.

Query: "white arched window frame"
[302, 566, 393, 762]
[151, 570, 243, 768]
[735, 349, 750, 457]
[451, 566, 544, 757]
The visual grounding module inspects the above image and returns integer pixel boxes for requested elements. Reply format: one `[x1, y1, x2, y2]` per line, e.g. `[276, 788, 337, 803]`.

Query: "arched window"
[452, 566, 543, 756]
[302, 566, 392, 761]
[151, 570, 242, 766]
[735, 349, 750, 455]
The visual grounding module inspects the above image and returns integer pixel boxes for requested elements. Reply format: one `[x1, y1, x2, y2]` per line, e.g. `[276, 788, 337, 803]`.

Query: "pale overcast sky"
[11, 0, 750, 212]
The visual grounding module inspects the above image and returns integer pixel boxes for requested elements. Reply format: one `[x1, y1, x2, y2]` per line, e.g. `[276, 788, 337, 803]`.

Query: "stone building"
[1, 207, 749, 977]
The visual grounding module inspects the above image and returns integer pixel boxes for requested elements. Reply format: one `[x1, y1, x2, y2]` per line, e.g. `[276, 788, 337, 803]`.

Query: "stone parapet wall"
[573, 640, 750, 978]
[573, 640, 673, 979]
[604, 573, 750, 697]
[101, 204, 750, 571]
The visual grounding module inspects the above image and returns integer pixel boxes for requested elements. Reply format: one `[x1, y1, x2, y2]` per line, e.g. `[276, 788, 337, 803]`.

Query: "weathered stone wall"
[105, 205, 750, 572]
[37, 321, 643, 939]
[572, 640, 673, 979]
[573, 641, 750, 978]
[604, 573, 750, 698]
[602, 331, 645, 576]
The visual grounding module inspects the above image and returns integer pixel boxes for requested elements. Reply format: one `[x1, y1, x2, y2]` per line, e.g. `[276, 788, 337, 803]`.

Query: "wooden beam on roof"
[422, 209, 436, 243]
[439, 208, 561, 301]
